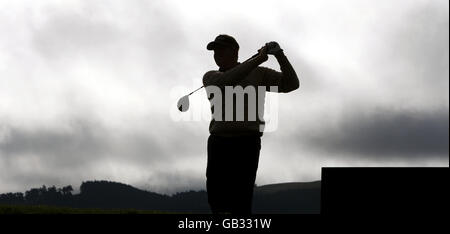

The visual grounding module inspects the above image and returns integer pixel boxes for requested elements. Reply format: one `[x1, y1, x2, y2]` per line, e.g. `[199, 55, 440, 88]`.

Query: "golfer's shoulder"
[203, 70, 220, 77]
[203, 70, 220, 85]
[203, 70, 220, 80]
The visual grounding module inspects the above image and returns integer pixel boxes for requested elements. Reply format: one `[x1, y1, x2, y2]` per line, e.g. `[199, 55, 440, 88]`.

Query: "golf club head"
[177, 95, 190, 112]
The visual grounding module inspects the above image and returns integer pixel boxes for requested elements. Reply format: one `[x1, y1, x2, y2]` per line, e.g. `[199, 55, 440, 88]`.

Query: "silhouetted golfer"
[203, 34, 299, 215]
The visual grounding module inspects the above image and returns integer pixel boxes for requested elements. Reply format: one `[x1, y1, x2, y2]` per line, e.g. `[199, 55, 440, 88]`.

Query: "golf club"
[177, 52, 261, 112]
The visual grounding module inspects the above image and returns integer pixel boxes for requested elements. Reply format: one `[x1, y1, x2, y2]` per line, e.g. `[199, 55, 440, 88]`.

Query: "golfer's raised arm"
[203, 54, 266, 87]
[263, 51, 300, 93]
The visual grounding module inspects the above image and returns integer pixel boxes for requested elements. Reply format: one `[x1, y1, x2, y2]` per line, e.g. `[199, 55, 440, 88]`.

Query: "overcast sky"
[0, 0, 448, 194]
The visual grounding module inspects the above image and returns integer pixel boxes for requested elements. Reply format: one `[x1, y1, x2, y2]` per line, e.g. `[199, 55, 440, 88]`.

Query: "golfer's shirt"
[203, 54, 299, 137]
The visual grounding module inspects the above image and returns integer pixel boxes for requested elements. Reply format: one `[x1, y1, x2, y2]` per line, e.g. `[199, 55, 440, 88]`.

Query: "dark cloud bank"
[301, 108, 449, 159]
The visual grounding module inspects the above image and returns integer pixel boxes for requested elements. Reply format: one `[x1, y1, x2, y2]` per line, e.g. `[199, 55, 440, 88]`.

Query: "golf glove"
[266, 41, 283, 55]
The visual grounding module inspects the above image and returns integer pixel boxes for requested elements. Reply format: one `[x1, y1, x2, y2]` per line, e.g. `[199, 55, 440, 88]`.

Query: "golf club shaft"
[188, 86, 204, 96]
[186, 52, 260, 96]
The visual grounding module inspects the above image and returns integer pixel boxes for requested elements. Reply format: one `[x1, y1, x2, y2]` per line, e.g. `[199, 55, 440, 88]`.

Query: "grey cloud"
[143, 168, 205, 195]
[292, 2, 449, 160]
[29, 1, 190, 89]
[300, 108, 449, 159]
[0, 116, 208, 194]
[374, 3, 449, 93]
[32, 8, 123, 59]
[3, 171, 67, 193]
[0, 119, 107, 167]
[0, 117, 170, 168]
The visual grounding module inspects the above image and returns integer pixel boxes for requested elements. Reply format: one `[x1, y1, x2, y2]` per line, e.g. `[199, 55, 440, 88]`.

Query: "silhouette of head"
[207, 34, 239, 70]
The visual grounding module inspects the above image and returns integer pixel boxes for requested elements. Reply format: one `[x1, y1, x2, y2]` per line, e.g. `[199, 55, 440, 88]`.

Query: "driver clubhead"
[177, 95, 190, 112]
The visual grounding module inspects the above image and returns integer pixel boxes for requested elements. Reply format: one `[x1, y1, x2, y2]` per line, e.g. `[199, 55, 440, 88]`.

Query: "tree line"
[0, 180, 320, 213]
[0, 185, 73, 205]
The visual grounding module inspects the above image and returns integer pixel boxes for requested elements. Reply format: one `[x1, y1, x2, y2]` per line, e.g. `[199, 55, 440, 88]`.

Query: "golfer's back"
[204, 66, 281, 137]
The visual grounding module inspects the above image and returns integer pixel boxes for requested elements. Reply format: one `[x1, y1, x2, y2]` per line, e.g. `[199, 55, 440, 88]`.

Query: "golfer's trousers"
[206, 134, 261, 215]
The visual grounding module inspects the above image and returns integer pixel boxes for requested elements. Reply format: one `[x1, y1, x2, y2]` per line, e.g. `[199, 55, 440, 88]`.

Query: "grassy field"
[0, 204, 173, 214]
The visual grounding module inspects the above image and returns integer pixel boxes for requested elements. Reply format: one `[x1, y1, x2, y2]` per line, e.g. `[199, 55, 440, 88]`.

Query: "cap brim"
[207, 41, 228, 50]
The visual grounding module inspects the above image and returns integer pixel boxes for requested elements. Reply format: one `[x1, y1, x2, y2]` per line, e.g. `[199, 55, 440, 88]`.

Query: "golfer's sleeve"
[203, 57, 262, 87]
[263, 53, 299, 93]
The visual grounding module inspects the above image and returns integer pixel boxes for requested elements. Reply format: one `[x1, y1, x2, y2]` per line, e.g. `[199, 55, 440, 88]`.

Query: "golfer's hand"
[257, 45, 269, 63]
[266, 41, 283, 55]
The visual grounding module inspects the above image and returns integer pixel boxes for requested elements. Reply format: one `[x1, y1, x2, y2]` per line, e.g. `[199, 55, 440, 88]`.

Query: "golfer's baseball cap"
[207, 34, 239, 50]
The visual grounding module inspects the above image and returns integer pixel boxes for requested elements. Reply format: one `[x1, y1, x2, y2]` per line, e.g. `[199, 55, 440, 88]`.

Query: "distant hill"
[254, 181, 321, 214]
[0, 180, 320, 214]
